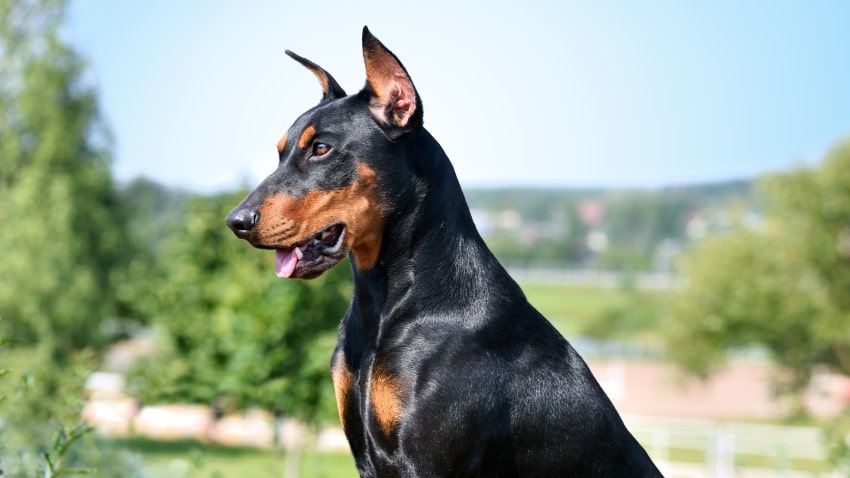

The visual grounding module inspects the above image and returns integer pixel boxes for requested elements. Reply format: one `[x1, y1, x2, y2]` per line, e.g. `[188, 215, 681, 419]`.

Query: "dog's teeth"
[295, 247, 304, 260]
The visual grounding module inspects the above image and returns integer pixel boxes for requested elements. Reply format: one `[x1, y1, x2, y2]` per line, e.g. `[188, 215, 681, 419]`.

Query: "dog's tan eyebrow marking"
[277, 133, 288, 154]
[298, 125, 316, 150]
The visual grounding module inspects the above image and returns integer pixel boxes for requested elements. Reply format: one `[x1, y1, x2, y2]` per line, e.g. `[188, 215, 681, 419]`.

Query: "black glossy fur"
[227, 27, 662, 477]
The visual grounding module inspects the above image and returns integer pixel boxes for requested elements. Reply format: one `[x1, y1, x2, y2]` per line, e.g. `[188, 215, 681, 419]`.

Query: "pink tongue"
[275, 248, 298, 278]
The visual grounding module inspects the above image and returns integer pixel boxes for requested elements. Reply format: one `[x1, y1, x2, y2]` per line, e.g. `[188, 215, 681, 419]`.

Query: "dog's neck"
[348, 128, 522, 336]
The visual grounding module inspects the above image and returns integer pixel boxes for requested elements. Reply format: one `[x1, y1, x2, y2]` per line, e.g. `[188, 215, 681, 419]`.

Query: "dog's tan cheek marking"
[254, 189, 352, 246]
[277, 133, 288, 154]
[331, 357, 353, 430]
[256, 195, 300, 241]
[369, 365, 402, 437]
[252, 163, 385, 263]
[257, 189, 341, 242]
[276, 163, 384, 268]
[298, 125, 316, 150]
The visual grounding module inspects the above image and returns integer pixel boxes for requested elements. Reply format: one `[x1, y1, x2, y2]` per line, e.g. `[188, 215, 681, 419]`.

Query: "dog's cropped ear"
[361, 26, 423, 133]
[285, 50, 346, 102]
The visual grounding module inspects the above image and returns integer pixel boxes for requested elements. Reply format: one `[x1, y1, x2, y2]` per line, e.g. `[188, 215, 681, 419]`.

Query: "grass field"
[518, 282, 665, 340]
[520, 283, 630, 333]
[123, 438, 357, 478]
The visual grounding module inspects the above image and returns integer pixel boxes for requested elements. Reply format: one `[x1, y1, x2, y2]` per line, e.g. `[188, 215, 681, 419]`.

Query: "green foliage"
[667, 137, 850, 390]
[0, 3, 141, 475]
[37, 423, 95, 477]
[663, 142, 850, 466]
[128, 192, 350, 423]
[0, 0, 138, 465]
[110, 178, 190, 324]
[0, 3, 349, 477]
[0, 345, 142, 477]
[5, 345, 92, 424]
[0, 0, 124, 355]
[826, 412, 850, 474]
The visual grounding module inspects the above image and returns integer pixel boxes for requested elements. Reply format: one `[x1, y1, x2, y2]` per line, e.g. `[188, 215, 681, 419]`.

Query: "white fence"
[624, 415, 842, 477]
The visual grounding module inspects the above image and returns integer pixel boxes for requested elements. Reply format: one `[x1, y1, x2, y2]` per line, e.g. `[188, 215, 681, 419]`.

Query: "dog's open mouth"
[275, 224, 346, 279]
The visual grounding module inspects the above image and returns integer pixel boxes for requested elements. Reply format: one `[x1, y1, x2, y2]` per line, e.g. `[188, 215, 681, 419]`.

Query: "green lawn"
[519, 282, 665, 340]
[121, 438, 357, 478]
[520, 283, 627, 334]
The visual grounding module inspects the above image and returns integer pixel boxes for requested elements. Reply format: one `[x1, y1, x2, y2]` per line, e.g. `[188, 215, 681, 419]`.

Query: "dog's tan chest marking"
[369, 365, 403, 437]
[331, 356, 353, 429]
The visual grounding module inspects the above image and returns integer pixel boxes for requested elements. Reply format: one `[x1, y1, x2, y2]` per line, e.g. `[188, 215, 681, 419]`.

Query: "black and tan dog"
[227, 27, 661, 477]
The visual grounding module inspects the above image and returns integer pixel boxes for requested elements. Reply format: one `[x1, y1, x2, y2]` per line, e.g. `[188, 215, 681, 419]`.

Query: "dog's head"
[226, 27, 422, 279]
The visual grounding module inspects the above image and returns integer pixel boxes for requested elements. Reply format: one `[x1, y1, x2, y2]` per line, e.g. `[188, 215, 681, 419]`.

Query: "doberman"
[227, 27, 662, 477]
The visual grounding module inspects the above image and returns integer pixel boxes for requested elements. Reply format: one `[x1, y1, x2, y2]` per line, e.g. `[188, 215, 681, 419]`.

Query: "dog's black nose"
[226, 207, 258, 238]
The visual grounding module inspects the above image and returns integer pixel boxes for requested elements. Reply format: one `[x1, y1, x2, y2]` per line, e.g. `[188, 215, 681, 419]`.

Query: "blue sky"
[65, 1, 850, 192]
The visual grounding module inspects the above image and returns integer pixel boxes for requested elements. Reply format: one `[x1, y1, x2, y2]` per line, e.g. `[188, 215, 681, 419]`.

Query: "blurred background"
[2, 0, 850, 476]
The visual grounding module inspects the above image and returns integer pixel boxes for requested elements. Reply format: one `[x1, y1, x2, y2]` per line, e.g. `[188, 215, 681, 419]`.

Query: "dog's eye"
[312, 142, 331, 157]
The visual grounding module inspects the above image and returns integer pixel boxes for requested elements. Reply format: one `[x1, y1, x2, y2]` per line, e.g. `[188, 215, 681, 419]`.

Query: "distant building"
[577, 200, 606, 227]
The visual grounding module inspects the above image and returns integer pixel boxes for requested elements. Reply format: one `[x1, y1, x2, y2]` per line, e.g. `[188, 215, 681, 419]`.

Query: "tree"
[667, 137, 850, 397]
[0, 0, 123, 357]
[0, 5, 143, 473]
[110, 177, 190, 324]
[0, 0, 129, 432]
[129, 191, 350, 424]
